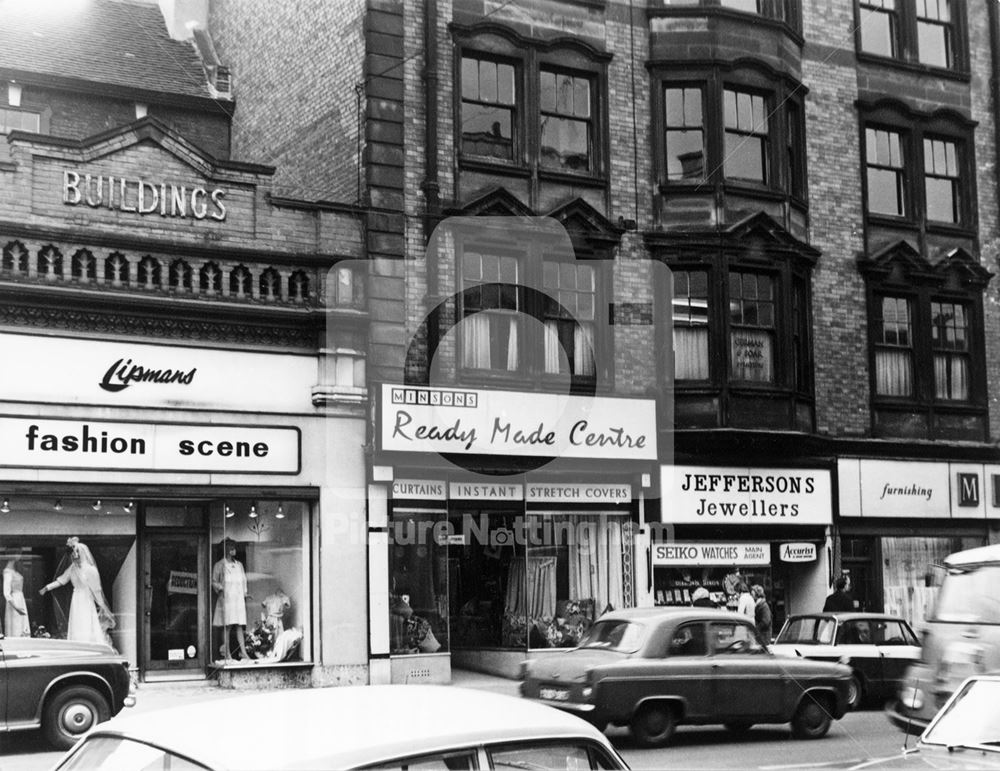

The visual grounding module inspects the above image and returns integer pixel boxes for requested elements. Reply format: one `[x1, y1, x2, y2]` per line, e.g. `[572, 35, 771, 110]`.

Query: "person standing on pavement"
[736, 582, 754, 618]
[823, 575, 855, 612]
[752, 584, 772, 643]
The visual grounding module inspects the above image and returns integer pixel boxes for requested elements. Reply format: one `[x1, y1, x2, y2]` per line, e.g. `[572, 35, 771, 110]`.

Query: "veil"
[72, 540, 117, 632]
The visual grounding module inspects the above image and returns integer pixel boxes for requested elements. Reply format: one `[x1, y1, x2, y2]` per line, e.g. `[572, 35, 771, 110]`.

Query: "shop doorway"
[142, 533, 207, 679]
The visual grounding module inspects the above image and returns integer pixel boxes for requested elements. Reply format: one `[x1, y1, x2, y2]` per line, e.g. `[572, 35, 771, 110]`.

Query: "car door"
[874, 619, 921, 694]
[709, 620, 786, 722]
[658, 621, 715, 720]
[836, 619, 883, 688]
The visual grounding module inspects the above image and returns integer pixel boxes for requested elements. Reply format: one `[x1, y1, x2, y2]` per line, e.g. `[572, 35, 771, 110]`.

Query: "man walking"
[823, 575, 855, 612]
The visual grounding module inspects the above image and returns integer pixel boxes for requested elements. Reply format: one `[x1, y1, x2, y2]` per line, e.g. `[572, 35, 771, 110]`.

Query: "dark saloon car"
[770, 613, 921, 709]
[520, 607, 852, 747]
[0, 635, 136, 750]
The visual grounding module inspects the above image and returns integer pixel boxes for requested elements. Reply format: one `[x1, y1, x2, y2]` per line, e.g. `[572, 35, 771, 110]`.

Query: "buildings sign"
[526, 483, 632, 503]
[660, 466, 833, 525]
[652, 542, 770, 567]
[779, 543, 817, 563]
[379, 385, 656, 460]
[63, 170, 227, 221]
[0, 417, 300, 473]
[0, 332, 315, 413]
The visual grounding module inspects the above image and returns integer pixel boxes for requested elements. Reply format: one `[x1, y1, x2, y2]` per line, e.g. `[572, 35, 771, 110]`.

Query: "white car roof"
[65, 684, 618, 770]
[945, 542, 1000, 567]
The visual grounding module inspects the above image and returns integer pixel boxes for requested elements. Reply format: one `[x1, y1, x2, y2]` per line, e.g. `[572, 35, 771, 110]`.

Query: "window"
[664, 87, 705, 181]
[461, 56, 516, 160]
[724, 89, 769, 183]
[461, 251, 521, 372]
[543, 261, 595, 376]
[672, 270, 709, 380]
[668, 623, 708, 656]
[540, 69, 592, 171]
[857, 0, 963, 70]
[709, 621, 765, 653]
[368, 749, 478, 770]
[0, 107, 40, 134]
[389, 510, 449, 655]
[875, 296, 914, 396]
[866, 128, 906, 216]
[657, 0, 800, 27]
[931, 300, 968, 399]
[729, 272, 775, 384]
[924, 137, 959, 223]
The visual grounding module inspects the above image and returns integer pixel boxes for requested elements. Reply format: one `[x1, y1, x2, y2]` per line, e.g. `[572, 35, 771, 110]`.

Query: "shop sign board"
[838, 459, 987, 518]
[652, 542, 770, 566]
[448, 482, 524, 501]
[779, 542, 817, 562]
[526, 483, 631, 503]
[660, 465, 832, 525]
[0, 332, 315, 413]
[391, 479, 447, 500]
[379, 384, 656, 460]
[0, 417, 300, 474]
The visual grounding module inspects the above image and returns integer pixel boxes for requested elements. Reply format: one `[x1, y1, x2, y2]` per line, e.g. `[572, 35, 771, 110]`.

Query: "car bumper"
[522, 695, 597, 714]
[885, 700, 929, 735]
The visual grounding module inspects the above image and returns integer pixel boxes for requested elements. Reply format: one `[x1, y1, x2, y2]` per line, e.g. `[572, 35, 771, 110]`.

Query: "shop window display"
[212, 500, 310, 665]
[389, 510, 448, 654]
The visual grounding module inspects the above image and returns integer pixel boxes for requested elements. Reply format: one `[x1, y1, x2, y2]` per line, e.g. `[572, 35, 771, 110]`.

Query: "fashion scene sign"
[379, 384, 656, 460]
[0, 417, 300, 473]
[660, 465, 832, 525]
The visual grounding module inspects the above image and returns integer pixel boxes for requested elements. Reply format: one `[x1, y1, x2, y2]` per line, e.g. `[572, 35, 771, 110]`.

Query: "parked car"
[770, 612, 921, 710]
[520, 607, 852, 747]
[0, 634, 136, 750]
[887, 544, 1000, 735]
[53, 684, 629, 770]
[851, 673, 1000, 769]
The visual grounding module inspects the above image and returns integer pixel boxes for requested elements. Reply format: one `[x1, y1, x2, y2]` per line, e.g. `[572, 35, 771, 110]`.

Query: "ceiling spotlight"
[92, 499, 102, 511]
[275, 504, 285, 520]
[123, 500, 135, 512]
[225, 506, 235, 519]
[54, 499, 63, 511]
[249, 505, 258, 519]
[0, 499, 9, 514]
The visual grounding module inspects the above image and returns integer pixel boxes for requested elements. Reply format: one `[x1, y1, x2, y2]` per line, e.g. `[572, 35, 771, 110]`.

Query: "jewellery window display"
[211, 500, 310, 665]
[654, 565, 775, 612]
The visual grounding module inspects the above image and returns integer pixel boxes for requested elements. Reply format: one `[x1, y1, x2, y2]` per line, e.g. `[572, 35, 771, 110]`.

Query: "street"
[0, 704, 908, 771]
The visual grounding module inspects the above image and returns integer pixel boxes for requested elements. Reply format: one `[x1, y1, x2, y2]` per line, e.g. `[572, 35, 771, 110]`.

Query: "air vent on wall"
[214, 66, 231, 96]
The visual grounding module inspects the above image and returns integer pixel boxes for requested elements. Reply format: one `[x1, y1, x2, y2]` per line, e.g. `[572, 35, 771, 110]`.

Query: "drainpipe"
[990, 0, 1000, 256]
[423, 0, 441, 377]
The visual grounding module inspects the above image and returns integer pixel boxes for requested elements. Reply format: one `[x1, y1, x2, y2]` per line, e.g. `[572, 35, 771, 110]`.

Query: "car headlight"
[899, 686, 924, 711]
[581, 685, 593, 699]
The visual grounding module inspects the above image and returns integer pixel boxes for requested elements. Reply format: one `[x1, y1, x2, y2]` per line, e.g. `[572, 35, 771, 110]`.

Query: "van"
[886, 543, 1000, 734]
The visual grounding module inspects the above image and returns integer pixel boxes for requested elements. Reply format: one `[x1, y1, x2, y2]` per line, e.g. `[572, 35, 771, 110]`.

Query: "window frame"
[854, 0, 968, 75]
[458, 51, 523, 167]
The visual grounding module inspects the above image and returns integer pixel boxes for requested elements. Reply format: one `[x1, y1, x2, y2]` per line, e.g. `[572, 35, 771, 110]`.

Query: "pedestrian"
[691, 586, 715, 608]
[736, 582, 754, 618]
[752, 584, 772, 643]
[823, 575, 855, 612]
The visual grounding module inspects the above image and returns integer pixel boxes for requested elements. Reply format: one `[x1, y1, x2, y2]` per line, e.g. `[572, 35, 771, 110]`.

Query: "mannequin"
[39, 537, 115, 646]
[212, 539, 250, 661]
[261, 589, 291, 635]
[4, 558, 30, 637]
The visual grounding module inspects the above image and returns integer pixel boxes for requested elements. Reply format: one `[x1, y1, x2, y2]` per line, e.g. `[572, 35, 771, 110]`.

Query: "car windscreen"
[933, 565, 1000, 624]
[55, 736, 210, 771]
[578, 619, 646, 653]
[775, 617, 835, 644]
[921, 678, 1000, 750]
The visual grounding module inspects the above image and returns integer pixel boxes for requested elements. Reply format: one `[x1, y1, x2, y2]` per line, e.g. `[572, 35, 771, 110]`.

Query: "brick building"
[0, 0, 369, 688]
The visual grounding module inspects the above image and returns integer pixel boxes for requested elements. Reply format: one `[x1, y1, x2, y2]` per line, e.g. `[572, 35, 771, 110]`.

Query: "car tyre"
[791, 696, 832, 740]
[43, 685, 110, 751]
[724, 721, 754, 735]
[631, 703, 677, 748]
[846, 674, 863, 710]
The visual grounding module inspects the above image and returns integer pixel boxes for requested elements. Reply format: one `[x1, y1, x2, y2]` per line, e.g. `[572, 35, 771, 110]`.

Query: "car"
[770, 612, 921, 710]
[52, 684, 629, 770]
[851, 673, 1000, 769]
[0, 634, 136, 750]
[520, 606, 853, 747]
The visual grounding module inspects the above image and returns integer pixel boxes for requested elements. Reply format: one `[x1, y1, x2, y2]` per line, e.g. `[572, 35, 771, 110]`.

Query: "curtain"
[568, 516, 625, 617]
[876, 349, 913, 396]
[730, 329, 773, 382]
[934, 354, 968, 400]
[543, 320, 562, 373]
[574, 323, 595, 376]
[505, 556, 556, 620]
[505, 316, 519, 371]
[463, 314, 491, 369]
[674, 327, 709, 380]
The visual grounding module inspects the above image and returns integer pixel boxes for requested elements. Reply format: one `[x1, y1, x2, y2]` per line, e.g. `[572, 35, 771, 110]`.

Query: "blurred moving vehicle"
[852, 673, 1000, 769]
[52, 685, 629, 770]
[770, 612, 921, 709]
[887, 544, 1000, 734]
[0, 635, 135, 750]
[520, 607, 852, 747]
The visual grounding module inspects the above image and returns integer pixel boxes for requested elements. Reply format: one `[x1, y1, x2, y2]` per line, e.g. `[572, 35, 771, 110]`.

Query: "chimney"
[158, 0, 208, 41]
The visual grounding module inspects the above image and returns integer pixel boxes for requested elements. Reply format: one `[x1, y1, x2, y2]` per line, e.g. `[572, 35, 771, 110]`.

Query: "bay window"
[729, 272, 775, 383]
[856, 0, 965, 71]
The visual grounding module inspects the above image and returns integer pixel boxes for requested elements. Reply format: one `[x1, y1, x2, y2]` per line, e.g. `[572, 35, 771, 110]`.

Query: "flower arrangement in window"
[245, 619, 276, 659]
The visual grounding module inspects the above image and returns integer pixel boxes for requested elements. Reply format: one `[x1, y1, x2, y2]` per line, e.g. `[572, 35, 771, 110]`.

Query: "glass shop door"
[142, 533, 207, 676]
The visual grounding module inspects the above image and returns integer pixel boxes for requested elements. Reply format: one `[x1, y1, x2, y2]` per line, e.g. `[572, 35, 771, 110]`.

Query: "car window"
[776, 617, 835, 645]
[578, 620, 645, 653]
[488, 741, 605, 770]
[55, 736, 210, 771]
[922, 678, 1000, 748]
[709, 622, 764, 654]
[837, 621, 872, 645]
[817, 619, 835, 644]
[365, 749, 478, 770]
[875, 620, 910, 645]
[667, 623, 707, 657]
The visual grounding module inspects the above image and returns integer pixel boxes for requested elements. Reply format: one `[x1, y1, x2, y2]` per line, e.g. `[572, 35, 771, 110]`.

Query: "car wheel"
[631, 703, 677, 748]
[724, 721, 754, 735]
[791, 696, 832, 740]
[43, 685, 110, 751]
[846, 674, 863, 710]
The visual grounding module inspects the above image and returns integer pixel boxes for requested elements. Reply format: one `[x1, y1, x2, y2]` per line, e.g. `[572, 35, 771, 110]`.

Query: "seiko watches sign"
[653, 542, 770, 566]
[379, 385, 656, 460]
[63, 170, 227, 221]
[660, 465, 833, 525]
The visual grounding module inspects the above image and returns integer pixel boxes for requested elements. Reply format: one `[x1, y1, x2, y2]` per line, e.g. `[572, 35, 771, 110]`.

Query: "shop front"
[836, 459, 999, 627]
[656, 465, 834, 630]
[370, 384, 657, 682]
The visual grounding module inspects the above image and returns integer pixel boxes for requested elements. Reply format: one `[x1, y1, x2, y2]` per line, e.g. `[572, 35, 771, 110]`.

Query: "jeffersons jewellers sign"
[63, 170, 227, 221]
